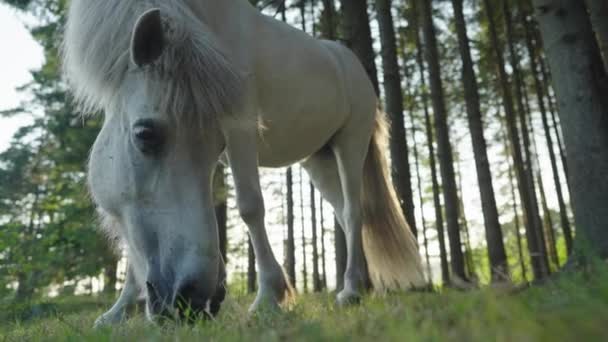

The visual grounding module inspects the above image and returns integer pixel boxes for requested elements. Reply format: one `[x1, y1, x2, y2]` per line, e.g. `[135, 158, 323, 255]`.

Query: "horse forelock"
[62, 0, 244, 123]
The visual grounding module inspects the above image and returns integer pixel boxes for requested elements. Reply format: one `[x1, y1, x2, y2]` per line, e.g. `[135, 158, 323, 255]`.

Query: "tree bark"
[533, 0, 608, 260]
[320, 196, 327, 289]
[502, 0, 551, 276]
[450, 0, 509, 282]
[103, 260, 118, 294]
[412, 0, 450, 285]
[419, 0, 467, 281]
[585, 0, 608, 72]
[334, 217, 347, 291]
[520, 3, 574, 256]
[215, 165, 228, 262]
[484, 0, 550, 280]
[285, 167, 296, 286]
[247, 237, 256, 294]
[299, 167, 308, 293]
[310, 183, 322, 292]
[375, 0, 417, 237]
[340, 0, 380, 95]
[503, 120, 528, 282]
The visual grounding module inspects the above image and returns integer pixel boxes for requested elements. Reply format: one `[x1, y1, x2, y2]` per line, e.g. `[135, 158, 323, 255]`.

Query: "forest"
[1, 0, 608, 340]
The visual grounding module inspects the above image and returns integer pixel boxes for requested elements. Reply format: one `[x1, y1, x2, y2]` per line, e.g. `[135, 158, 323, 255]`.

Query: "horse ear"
[131, 8, 165, 67]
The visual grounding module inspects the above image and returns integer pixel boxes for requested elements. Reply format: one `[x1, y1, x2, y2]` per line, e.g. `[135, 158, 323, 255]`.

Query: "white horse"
[63, 0, 424, 325]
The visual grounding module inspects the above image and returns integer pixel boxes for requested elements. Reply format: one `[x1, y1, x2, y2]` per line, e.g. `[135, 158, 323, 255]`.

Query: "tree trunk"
[215, 165, 228, 262]
[520, 3, 574, 256]
[419, 0, 467, 281]
[402, 37, 432, 283]
[503, 121, 528, 282]
[484, 0, 550, 280]
[103, 259, 118, 294]
[321, 0, 337, 40]
[412, 0, 450, 284]
[408, 92, 433, 283]
[299, 167, 308, 293]
[340, 0, 380, 94]
[455, 156, 477, 282]
[320, 196, 328, 289]
[247, 237, 256, 294]
[375, 0, 417, 237]
[450, 0, 509, 282]
[334, 217, 347, 291]
[311, 183, 322, 292]
[537, 51, 571, 186]
[585, 0, 608, 72]
[533, 0, 608, 260]
[285, 167, 296, 286]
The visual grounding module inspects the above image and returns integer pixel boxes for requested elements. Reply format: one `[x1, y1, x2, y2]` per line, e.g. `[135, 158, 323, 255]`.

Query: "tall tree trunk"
[247, 237, 256, 294]
[450, 0, 509, 282]
[334, 217, 347, 291]
[340, 0, 380, 94]
[322, 0, 347, 292]
[503, 0, 551, 276]
[537, 51, 571, 186]
[375, 0, 417, 237]
[408, 97, 433, 283]
[503, 121, 528, 282]
[585, 0, 608, 72]
[299, 168, 308, 293]
[533, 0, 608, 260]
[320, 197, 328, 289]
[412, 1, 450, 284]
[484, 0, 550, 280]
[321, 0, 337, 40]
[419, 0, 467, 281]
[103, 260, 118, 294]
[215, 165, 228, 262]
[520, 3, 574, 256]
[520, 63, 561, 269]
[402, 40, 432, 283]
[455, 156, 477, 282]
[311, 183, 322, 292]
[285, 167, 296, 286]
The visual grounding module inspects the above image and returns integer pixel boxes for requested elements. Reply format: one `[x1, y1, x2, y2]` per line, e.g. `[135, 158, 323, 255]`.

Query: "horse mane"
[62, 0, 244, 122]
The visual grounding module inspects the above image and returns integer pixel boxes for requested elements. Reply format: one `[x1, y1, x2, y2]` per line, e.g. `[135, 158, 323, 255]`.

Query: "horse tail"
[361, 108, 426, 291]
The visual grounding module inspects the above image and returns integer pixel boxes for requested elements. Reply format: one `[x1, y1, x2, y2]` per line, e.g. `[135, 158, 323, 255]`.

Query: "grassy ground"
[3, 266, 608, 342]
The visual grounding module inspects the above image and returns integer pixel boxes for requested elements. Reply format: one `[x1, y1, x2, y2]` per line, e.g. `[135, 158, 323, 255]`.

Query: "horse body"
[63, 0, 423, 326]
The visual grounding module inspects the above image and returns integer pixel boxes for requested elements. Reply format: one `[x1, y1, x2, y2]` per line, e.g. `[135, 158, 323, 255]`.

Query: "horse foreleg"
[94, 263, 140, 328]
[225, 128, 292, 312]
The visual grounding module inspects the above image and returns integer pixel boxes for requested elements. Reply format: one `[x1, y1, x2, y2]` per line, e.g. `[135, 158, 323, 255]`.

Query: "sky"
[0, 3, 43, 152]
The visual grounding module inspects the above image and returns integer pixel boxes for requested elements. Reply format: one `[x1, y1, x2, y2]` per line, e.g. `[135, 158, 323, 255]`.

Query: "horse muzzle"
[145, 271, 226, 322]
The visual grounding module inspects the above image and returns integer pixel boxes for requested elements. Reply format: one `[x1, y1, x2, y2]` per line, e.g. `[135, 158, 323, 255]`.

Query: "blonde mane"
[62, 0, 244, 121]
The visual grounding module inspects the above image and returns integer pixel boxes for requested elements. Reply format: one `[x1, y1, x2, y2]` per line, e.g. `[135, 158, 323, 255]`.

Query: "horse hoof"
[93, 311, 126, 329]
[336, 289, 362, 306]
[248, 295, 281, 315]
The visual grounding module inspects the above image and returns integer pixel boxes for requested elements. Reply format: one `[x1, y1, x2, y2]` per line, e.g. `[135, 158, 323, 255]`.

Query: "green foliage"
[0, 0, 114, 300]
[3, 266, 608, 341]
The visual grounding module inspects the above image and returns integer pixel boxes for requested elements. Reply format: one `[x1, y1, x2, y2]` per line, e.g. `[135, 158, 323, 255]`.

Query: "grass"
[3, 266, 608, 342]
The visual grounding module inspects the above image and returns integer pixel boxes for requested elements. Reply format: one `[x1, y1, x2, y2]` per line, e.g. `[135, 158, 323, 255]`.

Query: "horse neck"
[191, 0, 255, 35]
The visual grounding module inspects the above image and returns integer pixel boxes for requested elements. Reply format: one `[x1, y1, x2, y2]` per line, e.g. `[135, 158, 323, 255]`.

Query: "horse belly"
[258, 100, 346, 167]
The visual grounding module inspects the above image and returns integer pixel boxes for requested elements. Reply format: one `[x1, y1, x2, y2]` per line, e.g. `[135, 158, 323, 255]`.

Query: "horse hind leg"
[302, 124, 372, 306]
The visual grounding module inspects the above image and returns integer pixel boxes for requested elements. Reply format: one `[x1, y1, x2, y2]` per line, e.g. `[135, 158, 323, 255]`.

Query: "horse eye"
[132, 119, 165, 155]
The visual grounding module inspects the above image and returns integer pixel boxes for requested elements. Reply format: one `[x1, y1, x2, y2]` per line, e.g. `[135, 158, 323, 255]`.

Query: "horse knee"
[238, 192, 265, 226]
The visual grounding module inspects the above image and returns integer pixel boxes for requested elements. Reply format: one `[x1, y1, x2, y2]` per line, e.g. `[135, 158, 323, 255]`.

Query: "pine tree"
[533, 0, 608, 260]
[450, 0, 509, 282]
[419, 0, 467, 281]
